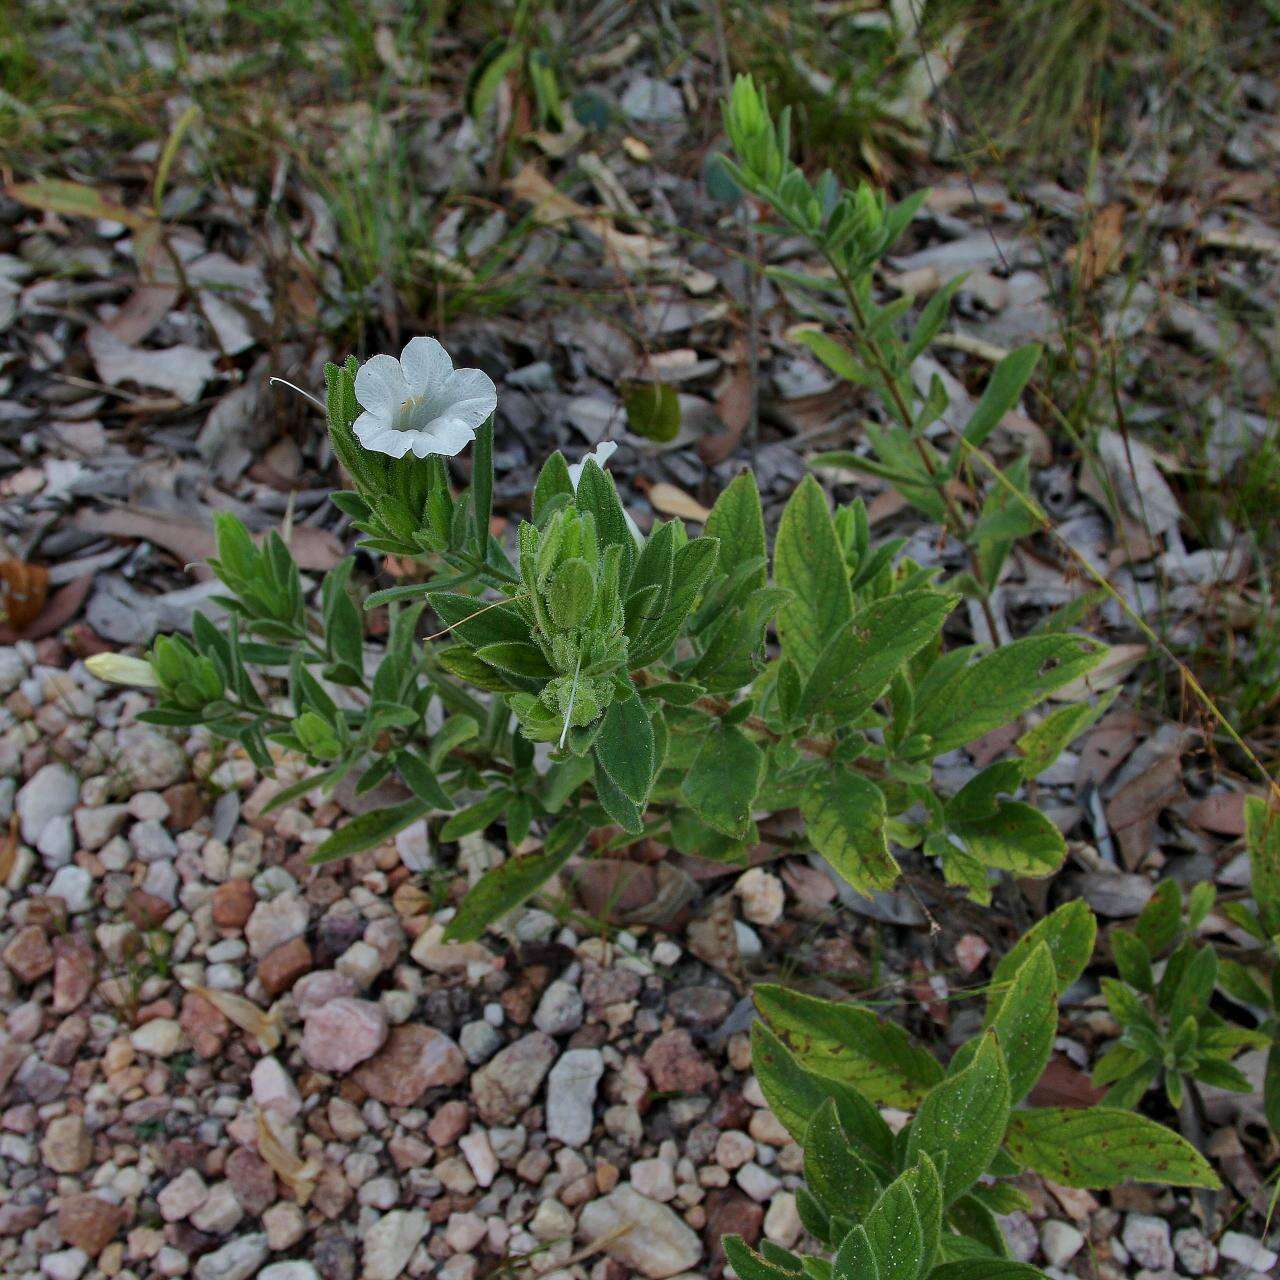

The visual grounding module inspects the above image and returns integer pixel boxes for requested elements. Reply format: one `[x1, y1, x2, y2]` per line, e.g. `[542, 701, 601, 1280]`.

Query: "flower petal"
[399, 336, 454, 395]
[591, 440, 619, 468]
[438, 366, 498, 429]
[419, 418, 477, 458]
[354, 354, 409, 415]
[354, 419, 415, 458]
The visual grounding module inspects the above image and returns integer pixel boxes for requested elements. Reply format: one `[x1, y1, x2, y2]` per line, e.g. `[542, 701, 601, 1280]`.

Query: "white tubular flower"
[566, 440, 619, 490]
[85, 653, 161, 688]
[353, 336, 497, 460]
[567, 439, 641, 541]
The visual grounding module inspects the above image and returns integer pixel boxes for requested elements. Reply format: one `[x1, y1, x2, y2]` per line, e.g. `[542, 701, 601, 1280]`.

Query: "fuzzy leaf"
[905, 1033, 1011, 1204]
[310, 799, 430, 864]
[774, 475, 854, 675]
[801, 769, 899, 895]
[949, 800, 1066, 879]
[987, 901, 1095, 1021]
[594, 692, 655, 805]
[1003, 1108, 1220, 1189]
[754, 984, 943, 1107]
[910, 635, 1106, 756]
[681, 722, 765, 839]
[706, 471, 768, 592]
[801, 590, 955, 719]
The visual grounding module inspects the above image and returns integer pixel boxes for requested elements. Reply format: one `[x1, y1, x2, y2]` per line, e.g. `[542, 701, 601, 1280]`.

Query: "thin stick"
[421, 594, 526, 644]
[269, 376, 327, 412]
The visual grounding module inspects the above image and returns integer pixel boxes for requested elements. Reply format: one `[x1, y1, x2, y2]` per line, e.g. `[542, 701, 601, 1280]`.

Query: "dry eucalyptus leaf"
[86, 326, 218, 404]
[1094, 429, 1181, 537]
[0, 560, 50, 632]
[256, 1110, 321, 1205]
[189, 985, 281, 1052]
[647, 482, 711, 523]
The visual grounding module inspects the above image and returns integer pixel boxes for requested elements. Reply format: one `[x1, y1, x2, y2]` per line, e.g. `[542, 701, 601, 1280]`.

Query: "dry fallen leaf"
[0, 560, 50, 632]
[73, 506, 342, 574]
[1067, 202, 1125, 290]
[0, 818, 17, 884]
[188, 985, 281, 1052]
[85, 326, 218, 405]
[646, 482, 711, 523]
[0, 575, 92, 645]
[256, 1110, 321, 1205]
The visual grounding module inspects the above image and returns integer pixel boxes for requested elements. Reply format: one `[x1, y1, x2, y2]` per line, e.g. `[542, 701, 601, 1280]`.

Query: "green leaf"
[804, 1099, 884, 1220]
[801, 769, 899, 896]
[1111, 929, 1154, 994]
[722, 1238, 803, 1280]
[750, 1023, 896, 1168]
[959, 344, 1041, 449]
[440, 790, 510, 841]
[910, 635, 1106, 756]
[985, 944, 1056, 1104]
[905, 1033, 1011, 1204]
[396, 749, 453, 809]
[1017, 690, 1116, 777]
[1003, 1108, 1220, 1189]
[466, 37, 522, 119]
[800, 590, 955, 720]
[681, 722, 765, 840]
[833, 1226, 880, 1280]
[774, 475, 854, 676]
[791, 327, 868, 384]
[594, 692, 655, 805]
[1244, 796, 1280, 937]
[706, 471, 767, 592]
[474, 642, 555, 679]
[593, 755, 645, 835]
[754, 985, 943, 1107]
[949, 800, 1066, 879]
[1134, 879, 1182, 956]
[622, 382, 681, 443]
[862, 1173, 925, 1280]
[987, 900, 1096, 1021]
[472, 419, 494, 557]
[533, 452, 574, 522]
[444, 822, 585, 942]
[309, 799, 430, 864]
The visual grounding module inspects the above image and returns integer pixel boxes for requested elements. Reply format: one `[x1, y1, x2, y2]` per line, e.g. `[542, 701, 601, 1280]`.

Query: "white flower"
[566, 439, 642, 541]
[353, 337, 497, 460]
[85, 653, 160, 688]
[567, 440, 618, 490]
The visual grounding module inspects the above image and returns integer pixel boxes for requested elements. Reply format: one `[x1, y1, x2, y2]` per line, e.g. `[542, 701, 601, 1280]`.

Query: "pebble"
[545, 1048, 604, 1146]
[259, 1265, 321, 1280]
[16, 762, 80, 846]
[246, 892, 309, 958]
[115, 725, 188, 790]
[1041, 1220, 1085, 1267]
[41, 1248, 89, 1280]
[351, 1023, 466, 1105]
[193, 1232, 269, 1280]
[361, 1209, 429, 1280]
[57, 1194, 126, 1255]
[3, 925, 54, 983]
[301, 998, 388, 1074]
[533, 979, 584, 1035]
[1173, 1226, 1218, 1275]
[47, 865, 93, 913]
[578, 1184, 703, 1278]
[251, 1055, 301, 1117]
[1121, 1213, 1174, 1272]
[471, 1031, 558, 1124]
[40, 1113, 92, 1172]
[734, 867, 785, 926]
[1219, 1231, 1278, 1273]
[130, 1018, 186, 1058]
[631, 1157, 676, 1202]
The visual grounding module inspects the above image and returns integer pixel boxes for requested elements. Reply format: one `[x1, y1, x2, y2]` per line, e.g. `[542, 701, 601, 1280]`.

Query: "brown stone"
[59, 1194, 126, 1255]
[161, 782, 205, 830]
[257, 936, 313, 997]
[310, 1165, 353, 1220]
[124, 890, 171, 929]
[52, 933, 95, 1013]
[704, 1189, 764, 1272]
[642, 1030, 717, 1094]
[2, 925, 54, 983]
[353, 1025, 466, 1107]
[41, 1114, 92, 1173]
[180, 991, 230, 1058]
[211, 880, 256, 930]
[426, 1100, 470, 1147]
[225, 1147, 277, 1215]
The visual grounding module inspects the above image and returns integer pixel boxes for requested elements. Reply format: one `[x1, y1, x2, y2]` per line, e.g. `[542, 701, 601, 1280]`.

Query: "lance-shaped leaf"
[751, 1022, 896, 1170]
[804, 1099, 885, 1220]
[800, 590, 955, 720]
[905, 1033, 1011, 1205]
[987, 900, 1095, 1021]
[706, 470, 768, 591]
[594, 692, 655, 805]
[861, 1171, 926, 1280]
[444, 818, 585, 942]
[310, 799, 431, 864]
[774, 475, 853, 675]
[754, 984, 943, 1107]
[1003, 1108, 1220, 1189]
[801, 769, 899, 896]
[1244, 795, 1280, 937]
[681, 722, 764, 840]
[909, 634, 1106, 756]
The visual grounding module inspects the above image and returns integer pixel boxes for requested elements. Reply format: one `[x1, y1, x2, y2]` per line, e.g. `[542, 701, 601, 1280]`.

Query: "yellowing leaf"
[257, 1110, 321, 1205]
[7, 179, 153, 230]
[188, 985, 281, 1052]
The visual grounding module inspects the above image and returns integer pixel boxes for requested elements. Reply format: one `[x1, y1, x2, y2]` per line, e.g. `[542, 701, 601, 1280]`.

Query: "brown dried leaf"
[647, 482, 711, 523]
[0, 561, 49, 632]
[0, 576, 92, 645]
[1067, 203, 1125, 290]
[686, 892, 744, 990]
[189, 985, 281, 1052]
[256, 1110, 321, 1206]
[73, 507, 341, 575]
